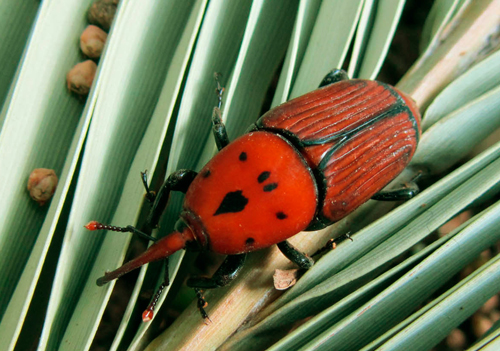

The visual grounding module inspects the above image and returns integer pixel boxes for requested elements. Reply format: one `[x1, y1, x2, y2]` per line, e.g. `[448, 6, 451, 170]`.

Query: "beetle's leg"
[187, 253, 246, 320]
[140, 170, 156, 204]
[319, 69, 349, 88]
[187, 253, 247, 289]
[372, 179, 420, 201]
[146, 169, 198, 229]
[371, 184, 419, 201]
[277, 240, 314, 269]
[212, 72, 230, 151]
[312, 233, 353, 257]
[194, 288, 211, 322]
[142, 258, 170, 321]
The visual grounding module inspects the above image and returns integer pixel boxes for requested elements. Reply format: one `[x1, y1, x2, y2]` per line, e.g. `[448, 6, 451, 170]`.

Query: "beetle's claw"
[312, 232, 353, 257]
[195, 288, 211, 322]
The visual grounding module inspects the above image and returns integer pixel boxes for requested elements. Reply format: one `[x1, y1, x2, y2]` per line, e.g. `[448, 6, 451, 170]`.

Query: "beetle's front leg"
[187, 253, 247, 289]
[319, 69, 349, 88]
[277, 240, 314, 269]
[146, 169, 198, 229]
[211, 73, 230, 151]
[187, 253, 246, 319]
[87, 170, 197, 244]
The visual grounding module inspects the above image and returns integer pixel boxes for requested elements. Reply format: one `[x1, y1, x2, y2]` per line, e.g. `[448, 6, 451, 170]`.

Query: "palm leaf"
[1, 1, 500, 350]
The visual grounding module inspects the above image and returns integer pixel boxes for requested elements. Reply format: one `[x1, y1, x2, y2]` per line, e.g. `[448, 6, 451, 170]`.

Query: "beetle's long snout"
[90, 227, 195, 286]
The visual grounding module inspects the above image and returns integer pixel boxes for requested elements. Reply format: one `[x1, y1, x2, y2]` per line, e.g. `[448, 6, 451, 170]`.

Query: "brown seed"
[438, 211, 471, 237]
[490, 309, 500, 322]
[480, 295, 499, 314]
[80, 25, 107, 58]
[27, 168, 58, 206]
[446, 328, 466, 349]
[66, 60, 97, 96]
[472, 313, 493, 337]
[87, 0, 118, 31]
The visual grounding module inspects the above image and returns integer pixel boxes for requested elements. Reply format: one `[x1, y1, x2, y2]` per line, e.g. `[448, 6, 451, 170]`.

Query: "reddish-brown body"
[257, 79, 420, 227]
[178, 79, 421, 254]
[89, 76, 422, 316]
[182, 131, 318, 255]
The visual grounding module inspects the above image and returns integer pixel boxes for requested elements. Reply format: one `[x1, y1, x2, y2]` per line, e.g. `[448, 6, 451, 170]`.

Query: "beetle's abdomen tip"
[398, 91, 422, 133]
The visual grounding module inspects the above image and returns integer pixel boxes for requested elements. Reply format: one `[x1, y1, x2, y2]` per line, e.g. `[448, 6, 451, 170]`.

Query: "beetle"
[86, 69, 421, 322]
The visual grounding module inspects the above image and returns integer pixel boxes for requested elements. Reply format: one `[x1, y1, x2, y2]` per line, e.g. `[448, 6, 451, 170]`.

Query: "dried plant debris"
[273, 269, 300, 290]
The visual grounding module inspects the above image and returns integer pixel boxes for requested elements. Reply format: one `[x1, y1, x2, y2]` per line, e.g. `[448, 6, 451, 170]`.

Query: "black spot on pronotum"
[263, 183, 278, 192]
[214, 190, 249, 216]
[202, 169, 211, 178]
[239, 152, 247, 161]
[245, 237, 255, 246]
[257, 171, 270, 183]
[276, 212, 287, 220]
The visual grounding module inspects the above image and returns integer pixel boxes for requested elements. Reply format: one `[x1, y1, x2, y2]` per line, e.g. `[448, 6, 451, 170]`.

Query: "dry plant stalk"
[398, 0, 500, 109]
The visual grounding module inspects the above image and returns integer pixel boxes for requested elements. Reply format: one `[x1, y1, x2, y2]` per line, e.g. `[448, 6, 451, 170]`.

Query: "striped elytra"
[257, 79, 421, 227]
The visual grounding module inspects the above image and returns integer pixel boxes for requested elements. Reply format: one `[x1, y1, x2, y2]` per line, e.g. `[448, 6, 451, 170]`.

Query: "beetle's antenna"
[85, 221, 157, 242]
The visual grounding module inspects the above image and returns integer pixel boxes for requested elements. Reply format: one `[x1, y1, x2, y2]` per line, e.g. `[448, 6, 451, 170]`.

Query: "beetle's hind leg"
[371, 182, 419, 201]
[319, 69, 349, 88]
[372, 173, 421, 201]
[312, 233, 353, 257]
[187, 253, 246, 319]
[212, 72, 230, 151]
[278, 240, 314, 269]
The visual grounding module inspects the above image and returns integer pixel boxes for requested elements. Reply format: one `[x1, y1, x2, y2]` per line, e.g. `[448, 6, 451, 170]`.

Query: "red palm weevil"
[86, 69, 421, 321]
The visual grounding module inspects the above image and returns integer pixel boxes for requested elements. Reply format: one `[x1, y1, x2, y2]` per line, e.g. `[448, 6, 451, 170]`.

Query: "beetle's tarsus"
[214, 72, 224, 109]
[371, 179, 420, 201]
[312, 232, 353, 257]
[195, 288, 211, 321]
[141, 170, 156, 204]
[211, 74, 229, 150]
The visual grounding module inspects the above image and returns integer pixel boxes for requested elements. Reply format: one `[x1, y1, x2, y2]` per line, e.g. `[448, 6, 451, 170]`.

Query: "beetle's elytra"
[86, 69, 421, 321]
